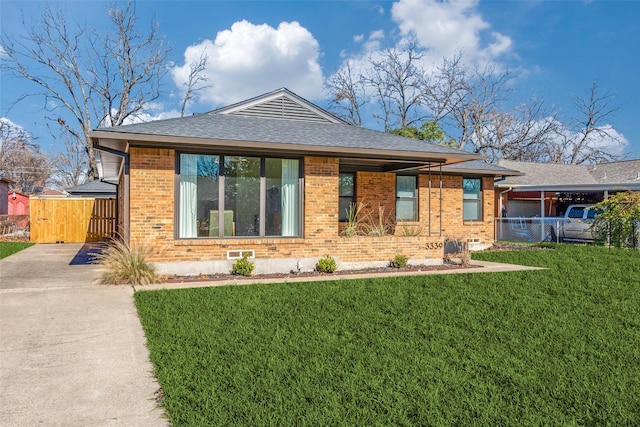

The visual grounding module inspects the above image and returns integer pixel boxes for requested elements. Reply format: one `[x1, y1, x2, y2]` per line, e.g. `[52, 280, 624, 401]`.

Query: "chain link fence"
[495, 217, 640, 249]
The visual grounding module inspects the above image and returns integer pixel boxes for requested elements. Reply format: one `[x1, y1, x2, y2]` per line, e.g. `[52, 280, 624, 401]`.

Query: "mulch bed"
[162, 261, 484, 284]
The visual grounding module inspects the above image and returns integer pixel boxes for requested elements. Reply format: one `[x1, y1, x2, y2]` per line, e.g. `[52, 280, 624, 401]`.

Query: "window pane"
[463, 200, 481, 221]
[224, 156, 260, 236]
[397, 200, 416, 221]
[463, 178, 481, 199]
[567, 207, 584, 218]
[339, 197, 353, 222]
[397, 176, 416, 197]
[396, 176, 417, 221]
[339, 173, 354, 197]
[462, 178, 482, 221]
[179, 154, 219, 238]
[265, 158, 299, 236]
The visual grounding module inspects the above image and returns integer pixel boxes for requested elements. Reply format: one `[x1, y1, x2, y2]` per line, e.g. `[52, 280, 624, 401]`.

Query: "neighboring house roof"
[36, 188, 67, 197]
[495, 159, 640, 192]
[66, 180, 117, 197]
[91, 88, 483, 183]
[588, 159, 640, 183]
[8, 191, 28, 198]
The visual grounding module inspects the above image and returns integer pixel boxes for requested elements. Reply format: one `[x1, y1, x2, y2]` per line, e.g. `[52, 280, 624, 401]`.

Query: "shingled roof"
[496, 159, 640, 191]
[91, 88, 484, 183]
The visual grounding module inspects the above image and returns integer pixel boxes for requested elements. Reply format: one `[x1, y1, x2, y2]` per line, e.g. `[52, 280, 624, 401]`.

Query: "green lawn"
[0, 241, 33, 260]
[135, 245, 640, 426]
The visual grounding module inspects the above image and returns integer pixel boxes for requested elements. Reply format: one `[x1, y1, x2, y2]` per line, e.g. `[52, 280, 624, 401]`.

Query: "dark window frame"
[176, 152, 303, 239]
[338, 172, 356, 222]
[462, 177, 482, 221]
[396, 175, 418, 222]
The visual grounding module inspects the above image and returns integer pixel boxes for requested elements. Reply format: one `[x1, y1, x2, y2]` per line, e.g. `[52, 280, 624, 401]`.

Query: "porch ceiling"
[339, 158, 445, 173]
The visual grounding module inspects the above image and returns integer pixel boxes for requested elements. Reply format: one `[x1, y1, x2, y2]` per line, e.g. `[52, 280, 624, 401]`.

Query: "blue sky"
[1, 0, 639, 158]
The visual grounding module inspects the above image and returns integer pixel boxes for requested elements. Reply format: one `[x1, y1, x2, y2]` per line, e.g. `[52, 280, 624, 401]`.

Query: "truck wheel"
[543, 225, 557, 242]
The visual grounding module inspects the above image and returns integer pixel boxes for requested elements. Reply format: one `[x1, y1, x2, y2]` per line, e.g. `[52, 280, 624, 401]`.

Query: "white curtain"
[281, 159, 299, 236]
[180, 154, 198, 238]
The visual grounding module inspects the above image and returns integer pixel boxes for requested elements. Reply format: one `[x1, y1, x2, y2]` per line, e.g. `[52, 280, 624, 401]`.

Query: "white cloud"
[390, 0, 513, 69]
[329, 0, 516, 102]
[0, 117, 26, 136]
[353, 34, 365, 43]
[171, 20, 324, 108]
[123, 109, 181, 125]
[574, 125, 628, 159]
[363, 30, 386, 53]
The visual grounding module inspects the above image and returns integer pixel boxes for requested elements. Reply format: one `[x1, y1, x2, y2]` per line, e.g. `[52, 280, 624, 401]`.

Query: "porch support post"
[439, 163, 443, 237]
[540, 190, 545, 241]
[428, 164, 432, 236]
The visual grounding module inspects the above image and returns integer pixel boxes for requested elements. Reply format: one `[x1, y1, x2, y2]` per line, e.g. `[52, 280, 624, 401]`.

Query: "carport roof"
[495, 159, 640, 192]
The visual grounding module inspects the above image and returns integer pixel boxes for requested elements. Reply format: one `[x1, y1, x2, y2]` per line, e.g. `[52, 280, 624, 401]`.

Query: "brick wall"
[129, 148, 175, 251]
[356, 171, 396, 226]
[127, 148, 494, 267]
[420, 175, 494, 243]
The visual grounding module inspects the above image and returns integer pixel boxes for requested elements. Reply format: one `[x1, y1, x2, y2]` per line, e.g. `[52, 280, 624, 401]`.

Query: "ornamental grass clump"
[96, 238, 157, 286]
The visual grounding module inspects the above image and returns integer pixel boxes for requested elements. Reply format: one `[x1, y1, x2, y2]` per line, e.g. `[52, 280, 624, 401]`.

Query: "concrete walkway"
[0, 243, 167, 426]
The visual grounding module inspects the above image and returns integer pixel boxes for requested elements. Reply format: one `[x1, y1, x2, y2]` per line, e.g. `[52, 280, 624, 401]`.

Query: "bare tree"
[422, 53, 468, 126]
[325, 59, 366, 126]
[49, 131, 89, 190]
[364, 40, 426, 131]
[475, 97, 560, 162]
[0, 119, 52, 193]
[441, 63, 513, 153]
[1, 1, 169, 180]
[554, 81, 622, 165]
[180, 50, 211, 117]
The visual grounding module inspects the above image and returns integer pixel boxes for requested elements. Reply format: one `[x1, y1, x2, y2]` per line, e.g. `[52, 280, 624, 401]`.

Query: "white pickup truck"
[554, 204, 599, 242]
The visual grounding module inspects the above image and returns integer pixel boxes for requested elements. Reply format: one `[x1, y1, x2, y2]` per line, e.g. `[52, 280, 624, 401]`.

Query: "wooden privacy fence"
[30, 198, 116, 243]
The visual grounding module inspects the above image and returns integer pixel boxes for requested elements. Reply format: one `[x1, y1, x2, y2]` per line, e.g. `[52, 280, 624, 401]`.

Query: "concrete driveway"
[0, 243, 167, 426]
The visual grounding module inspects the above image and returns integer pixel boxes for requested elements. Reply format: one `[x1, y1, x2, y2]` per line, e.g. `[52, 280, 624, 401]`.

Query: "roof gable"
[211, 88, 344, 124]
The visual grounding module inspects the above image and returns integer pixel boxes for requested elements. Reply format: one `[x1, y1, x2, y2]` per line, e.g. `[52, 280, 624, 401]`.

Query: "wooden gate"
[30, 198, 116, 243]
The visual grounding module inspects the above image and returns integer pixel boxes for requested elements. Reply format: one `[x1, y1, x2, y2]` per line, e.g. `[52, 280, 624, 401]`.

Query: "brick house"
[90, 88, 516, 275]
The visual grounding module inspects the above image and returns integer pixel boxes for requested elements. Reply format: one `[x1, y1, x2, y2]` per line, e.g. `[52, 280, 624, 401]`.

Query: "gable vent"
[228, 96, 333, 123]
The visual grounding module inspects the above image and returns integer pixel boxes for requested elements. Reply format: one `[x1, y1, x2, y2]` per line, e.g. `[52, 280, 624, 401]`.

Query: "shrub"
[232, 253, 255, 276]
[391, 254, 409, 268]
[592, 191, 640, 248]
[96, 238, 157, 286]
[317, 255, 337, 273]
